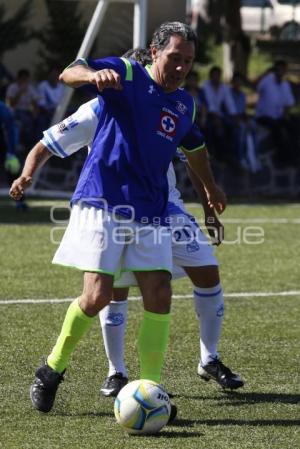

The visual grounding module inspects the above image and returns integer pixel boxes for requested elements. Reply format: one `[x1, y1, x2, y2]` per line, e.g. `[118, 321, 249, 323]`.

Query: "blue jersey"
[72, 57, 205, 225]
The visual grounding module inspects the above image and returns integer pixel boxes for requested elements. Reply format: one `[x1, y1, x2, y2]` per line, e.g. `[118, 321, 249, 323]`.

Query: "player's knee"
[147, 279, 172, 314]
[80, 290, 111, 316]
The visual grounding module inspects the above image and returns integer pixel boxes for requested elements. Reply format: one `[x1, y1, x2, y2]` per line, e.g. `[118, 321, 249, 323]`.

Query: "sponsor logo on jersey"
[106, 312, 124, 326]
[57, 116, 79, 133]
[57, 121, 68, 133]
[176, 101, 187, 114]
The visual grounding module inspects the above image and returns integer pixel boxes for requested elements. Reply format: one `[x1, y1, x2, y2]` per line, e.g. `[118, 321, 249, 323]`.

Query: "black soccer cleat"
[100, 373, 128, 397]
[167, 403, 178, 424]
[30, 362, 64, 412]
[198, 359, 244, 390]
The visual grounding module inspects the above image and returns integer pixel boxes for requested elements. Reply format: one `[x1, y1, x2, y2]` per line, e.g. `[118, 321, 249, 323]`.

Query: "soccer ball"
[114, 379, 171, 435]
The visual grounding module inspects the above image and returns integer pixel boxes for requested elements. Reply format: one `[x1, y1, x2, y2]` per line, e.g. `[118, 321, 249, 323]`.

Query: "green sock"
[137, 310, 171, 383]
[47, 299, 94, 373]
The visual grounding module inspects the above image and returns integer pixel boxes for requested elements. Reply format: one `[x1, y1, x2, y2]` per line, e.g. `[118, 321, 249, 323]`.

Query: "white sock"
[99, 300, 128, 377]
[194, 284, 224, 366]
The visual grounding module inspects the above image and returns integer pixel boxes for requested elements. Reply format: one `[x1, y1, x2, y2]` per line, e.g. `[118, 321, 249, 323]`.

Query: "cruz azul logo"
[157, 107, 178, 142]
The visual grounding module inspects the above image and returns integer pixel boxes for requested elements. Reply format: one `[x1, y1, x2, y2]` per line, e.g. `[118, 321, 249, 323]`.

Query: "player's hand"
[9, 176, 32, 200]
[205, 213, 224, 246]
[89, 69, 123, 91]
[205, 184, 227, 214]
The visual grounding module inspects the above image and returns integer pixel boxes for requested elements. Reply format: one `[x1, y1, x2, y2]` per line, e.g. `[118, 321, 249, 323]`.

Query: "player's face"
[151, 35, 195, 93]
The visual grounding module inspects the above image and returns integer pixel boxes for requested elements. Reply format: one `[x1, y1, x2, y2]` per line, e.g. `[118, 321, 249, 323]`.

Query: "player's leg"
[30, 272, 114, 412]
[171, 212, 244, 389]
[99, 287, 129, 397]
[30, 205, 125, 412]
[184, 264, 244, 389]
[135, 270, 172, 383]
[135, 270, 177, 423]
[123, 223, 173, 384]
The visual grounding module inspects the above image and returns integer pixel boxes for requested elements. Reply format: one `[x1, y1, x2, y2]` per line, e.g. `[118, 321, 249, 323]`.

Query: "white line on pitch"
[0, 290, 299, 305]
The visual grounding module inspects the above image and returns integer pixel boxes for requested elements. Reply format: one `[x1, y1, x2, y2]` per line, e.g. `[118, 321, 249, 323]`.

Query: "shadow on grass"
[181, 391, 300, 405]
[54, 410, 113, 418]
[145, 428, 204, 438]
[220, 391, 300, 406]
[172, 418, 300, 427]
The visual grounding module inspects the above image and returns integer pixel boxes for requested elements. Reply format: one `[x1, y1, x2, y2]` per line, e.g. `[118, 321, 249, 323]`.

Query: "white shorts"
[53, 203, 173, 277]
[114, 208, 218, 287]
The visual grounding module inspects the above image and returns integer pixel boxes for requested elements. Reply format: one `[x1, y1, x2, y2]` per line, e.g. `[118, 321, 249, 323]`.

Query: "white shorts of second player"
[52, 202, 173, 277]
[114, 211, 218, 287]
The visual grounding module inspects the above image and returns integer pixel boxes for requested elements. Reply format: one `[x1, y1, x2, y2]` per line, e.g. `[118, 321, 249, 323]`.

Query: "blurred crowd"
[0, 64, 65, 207]
[0, 57, 299, 209]
[184, 60, 300, 172]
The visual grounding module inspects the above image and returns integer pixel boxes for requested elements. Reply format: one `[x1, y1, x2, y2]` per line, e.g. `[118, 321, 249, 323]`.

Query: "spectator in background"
[0, 100, 27, 210]
[202, 66, 237, 164]
[255, 60, 298, 168]
[0, 61, 14, 100]
[37, 67, 65, 134]
[6, 69, 39, 151]
[229, 72, 261, 173]
[184, 70, 207, 129]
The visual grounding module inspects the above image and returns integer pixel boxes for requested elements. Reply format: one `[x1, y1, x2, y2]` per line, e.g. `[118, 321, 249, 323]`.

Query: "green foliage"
[0, 0, 34, 57]
[36, 0, 86, 79]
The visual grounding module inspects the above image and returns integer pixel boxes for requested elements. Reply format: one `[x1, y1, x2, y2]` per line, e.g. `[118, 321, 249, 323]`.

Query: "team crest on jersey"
[148, 84, 155, 94]
[160, 113, 177, 135]
[176, 101, 187, 114]
[157, 107, 179, 141]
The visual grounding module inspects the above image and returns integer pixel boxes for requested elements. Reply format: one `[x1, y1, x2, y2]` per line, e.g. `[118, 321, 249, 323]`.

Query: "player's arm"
[59, 58, 123, 91]
[185, 163, 224, 245]
[180, 123, 226, 214]
[9, 142, 52, 200]
[183, 147, 226, 214]
[10, 100, 98, 200]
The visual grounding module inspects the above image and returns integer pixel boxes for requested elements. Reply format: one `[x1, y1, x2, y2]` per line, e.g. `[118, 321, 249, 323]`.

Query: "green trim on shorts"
[52, 261, 115, 276]
[120, 57, 133, 81]
[180, 143, 206, 153]
[121, 267, 172, 275]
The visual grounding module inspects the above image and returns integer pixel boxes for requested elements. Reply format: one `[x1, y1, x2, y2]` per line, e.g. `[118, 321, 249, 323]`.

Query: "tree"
[192, 0, 251, 78]
[0, 0, 34, 57]
[36, 0, 86, 78]
[223, 0, 251, 78]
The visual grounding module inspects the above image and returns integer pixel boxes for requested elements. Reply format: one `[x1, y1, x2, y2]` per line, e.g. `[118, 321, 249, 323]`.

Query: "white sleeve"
[41, 99, 99, 158]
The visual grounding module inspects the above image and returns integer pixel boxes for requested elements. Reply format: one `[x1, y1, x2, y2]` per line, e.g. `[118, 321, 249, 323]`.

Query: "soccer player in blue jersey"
[10, 22, 226, 417]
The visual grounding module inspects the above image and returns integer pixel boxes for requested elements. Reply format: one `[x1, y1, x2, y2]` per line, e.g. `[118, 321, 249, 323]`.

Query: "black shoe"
[30, 363, 64, 412]
[167, 404, 177, 424]
[198, 359, 244, 390]
[100, 373, 128, 397]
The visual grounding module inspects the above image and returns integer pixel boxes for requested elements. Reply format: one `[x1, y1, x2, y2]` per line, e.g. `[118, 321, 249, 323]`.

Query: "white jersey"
[42, 98, 186, 214]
